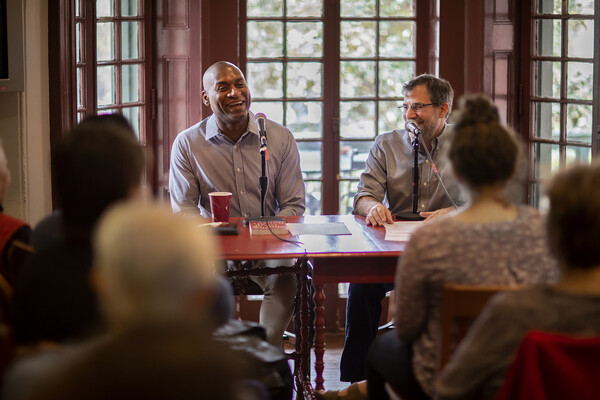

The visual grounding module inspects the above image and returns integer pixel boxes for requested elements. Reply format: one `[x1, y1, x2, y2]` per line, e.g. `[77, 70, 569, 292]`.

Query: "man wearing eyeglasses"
[341, 74, 461, 384]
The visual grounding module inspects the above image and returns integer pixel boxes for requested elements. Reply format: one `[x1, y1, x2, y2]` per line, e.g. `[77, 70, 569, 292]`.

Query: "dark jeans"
[340, 282, 394, 382]
[366, 330, 430, 400]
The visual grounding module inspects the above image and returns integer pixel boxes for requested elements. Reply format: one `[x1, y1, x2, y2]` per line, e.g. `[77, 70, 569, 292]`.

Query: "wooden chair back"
[439, 282, 521, 371]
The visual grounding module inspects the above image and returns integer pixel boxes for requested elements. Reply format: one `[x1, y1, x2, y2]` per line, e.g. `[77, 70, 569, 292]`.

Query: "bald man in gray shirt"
[169, 61, 305, 346]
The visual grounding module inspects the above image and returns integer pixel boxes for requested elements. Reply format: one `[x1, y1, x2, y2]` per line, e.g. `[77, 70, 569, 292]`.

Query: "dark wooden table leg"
[314, 282, 325, 390]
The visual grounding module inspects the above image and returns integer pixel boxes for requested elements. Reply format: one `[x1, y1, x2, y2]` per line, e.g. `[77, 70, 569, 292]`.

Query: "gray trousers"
[229, 259, 298, 347]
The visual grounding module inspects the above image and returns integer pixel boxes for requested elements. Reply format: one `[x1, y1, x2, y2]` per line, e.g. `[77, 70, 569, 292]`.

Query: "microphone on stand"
[254, 113, 268, 158]
[404, 119, 421, 137]
[396, 119, 424, 221]
[242, 112, 283, 226]
[403, 119, 458, 210]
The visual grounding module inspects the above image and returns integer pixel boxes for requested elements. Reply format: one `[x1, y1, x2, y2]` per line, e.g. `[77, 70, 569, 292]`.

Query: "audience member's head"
[0, 140, 11, 204]
[403, 73, 454, 118]
[53, 114, 143, 242]
[546, 162, 600, 270]
[93, 202, 218, 328]
[448, 94, 519, 190]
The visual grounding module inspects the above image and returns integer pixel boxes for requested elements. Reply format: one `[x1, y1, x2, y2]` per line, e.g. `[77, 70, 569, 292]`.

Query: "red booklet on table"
[249, 220, 289, 235]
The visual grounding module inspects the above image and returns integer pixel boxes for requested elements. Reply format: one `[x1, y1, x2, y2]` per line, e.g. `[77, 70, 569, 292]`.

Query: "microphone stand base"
[395, 212, 425, 221]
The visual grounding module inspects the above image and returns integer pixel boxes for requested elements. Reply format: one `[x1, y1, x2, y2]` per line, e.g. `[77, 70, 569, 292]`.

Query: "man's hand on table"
[366, 203, 394, 226]
[419, 206, 454, 222]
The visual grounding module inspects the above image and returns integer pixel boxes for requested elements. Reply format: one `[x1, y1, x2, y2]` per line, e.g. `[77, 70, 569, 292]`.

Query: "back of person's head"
[93, 203, 218, 327]
[403, 73, 454, 117]
[53, 114, 143, 242]
[447, 94, 519, 189]
[78, 113, 137, 135]
[547, 162, 600, 270]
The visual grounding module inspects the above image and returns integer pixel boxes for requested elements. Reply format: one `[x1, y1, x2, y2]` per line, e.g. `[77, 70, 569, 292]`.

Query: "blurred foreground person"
[436, 162, 600, 400]
[21, 203, 261, 400]
[318, 95, 559, 400]
[13, 115, 144, 347]
[0, 141, 31, 287]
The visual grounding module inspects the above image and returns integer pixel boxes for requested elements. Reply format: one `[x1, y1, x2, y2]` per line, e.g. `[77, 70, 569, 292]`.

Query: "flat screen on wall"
[0, 0, 24, 92]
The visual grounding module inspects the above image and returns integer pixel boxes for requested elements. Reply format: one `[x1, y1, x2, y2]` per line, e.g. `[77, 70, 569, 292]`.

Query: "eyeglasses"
[399, 103, 434, 112]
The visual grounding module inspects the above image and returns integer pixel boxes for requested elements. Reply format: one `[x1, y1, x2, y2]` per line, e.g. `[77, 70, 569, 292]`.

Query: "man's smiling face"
[202, 64, 252, 127]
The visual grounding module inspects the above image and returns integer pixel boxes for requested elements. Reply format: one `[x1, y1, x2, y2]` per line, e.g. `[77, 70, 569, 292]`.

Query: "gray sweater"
[436, 286, 600, 400]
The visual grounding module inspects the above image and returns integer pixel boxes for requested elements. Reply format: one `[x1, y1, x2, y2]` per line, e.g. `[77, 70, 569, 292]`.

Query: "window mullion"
[322, 0, 341, 214]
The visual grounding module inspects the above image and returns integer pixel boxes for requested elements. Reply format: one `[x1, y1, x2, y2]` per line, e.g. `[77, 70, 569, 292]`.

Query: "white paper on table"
[287, 222, 352, 236]
[384, 221, 423, 241]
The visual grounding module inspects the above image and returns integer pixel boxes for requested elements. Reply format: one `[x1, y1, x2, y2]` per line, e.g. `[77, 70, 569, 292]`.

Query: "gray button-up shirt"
[169, 113, 305, 218]
[353, 126, 461, 215]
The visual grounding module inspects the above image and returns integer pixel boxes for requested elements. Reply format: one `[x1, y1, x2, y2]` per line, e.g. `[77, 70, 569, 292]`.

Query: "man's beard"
[419, 119, 438, 143]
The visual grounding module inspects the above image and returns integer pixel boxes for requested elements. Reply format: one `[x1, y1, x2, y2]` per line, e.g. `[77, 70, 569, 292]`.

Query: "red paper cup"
[208, 192, 232, 223]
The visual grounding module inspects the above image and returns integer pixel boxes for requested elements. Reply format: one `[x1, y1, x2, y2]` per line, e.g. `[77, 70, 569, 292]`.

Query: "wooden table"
[216, 215, 408, 394]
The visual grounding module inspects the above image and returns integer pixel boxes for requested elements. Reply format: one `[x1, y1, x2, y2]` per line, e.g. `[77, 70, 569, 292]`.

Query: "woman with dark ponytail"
[317, 95, 560, 400]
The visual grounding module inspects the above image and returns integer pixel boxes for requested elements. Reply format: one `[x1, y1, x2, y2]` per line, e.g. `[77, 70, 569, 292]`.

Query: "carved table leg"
[314, 282, 325, 390]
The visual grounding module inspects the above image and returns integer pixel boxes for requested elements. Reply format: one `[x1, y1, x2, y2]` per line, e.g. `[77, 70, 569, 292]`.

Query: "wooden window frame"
[519, 0, 600, 206]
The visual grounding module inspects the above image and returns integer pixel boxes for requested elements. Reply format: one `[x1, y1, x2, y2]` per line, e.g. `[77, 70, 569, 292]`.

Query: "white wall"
[0, 0, 51, 225]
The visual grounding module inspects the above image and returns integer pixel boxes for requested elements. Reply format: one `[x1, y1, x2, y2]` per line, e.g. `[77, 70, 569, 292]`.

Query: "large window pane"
[122, 21, 140, 60]
[122, 107, 140, 138]
[568, 20, 594, 58]
[305, 181, 322, 216]
[340, 141, 372, 179]
[96, 22, 115, 61]
[379, 61, 413, 98]
[340, 101, 376, 138]
[568, 0, 594, 15]
[287, 22, 323, 57]
[535, 19, 561, 57]
[77, 67, 84, 108]
[247, 22, 283, 58]
[566, 104, 593, 144]
[97, 0, 114, 17]
[533, 102, 560, 140]
[97, 65, 115, 106]
[566, 62, 593, 100]
[339, 180, 359, 214]
[380, 0, 414, 17]
[534, 61, 560, 98]
[298, 141, 322, 179]
[121, 0, 139, 16]
[287, 101, 322, 139]
[530, 182, 547, 210]
[341, 0, 375, 17]
[247, 0, 283, 17]
[76, 23, 83, 63]
[287, 63, 322, 98]
[341, 21, 376, 58]
[249, 101, 284, 125]
[565, 145, 591, 165]
[537, 0, 561, 14]
[287, 0, 322, 17]
[379, 100, 404, 133]
[247, 62, 283, 98]
[533, 142, 560, 180]
[379, 21, 415, 58]
[122, 64, 140, 103]
[340, 61, 375, 98]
